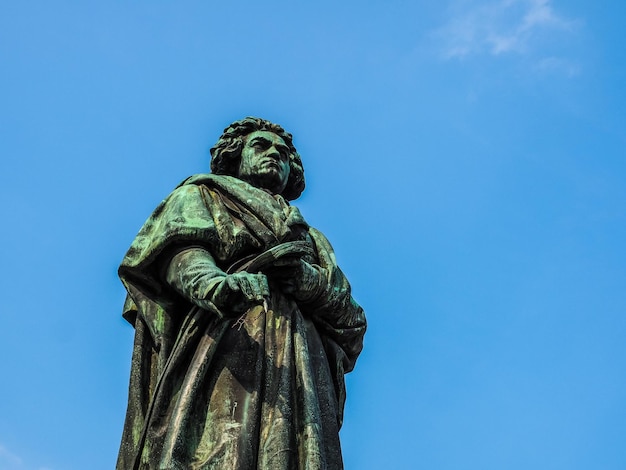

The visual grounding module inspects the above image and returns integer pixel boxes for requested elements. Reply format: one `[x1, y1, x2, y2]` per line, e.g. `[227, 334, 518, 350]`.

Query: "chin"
[255, 173, 285, 193]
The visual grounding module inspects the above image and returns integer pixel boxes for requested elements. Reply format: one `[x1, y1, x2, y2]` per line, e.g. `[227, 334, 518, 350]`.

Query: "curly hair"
[210, 117, 305, 200]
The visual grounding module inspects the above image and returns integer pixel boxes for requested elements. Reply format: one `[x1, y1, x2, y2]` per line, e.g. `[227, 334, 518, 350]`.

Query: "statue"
[116, 117, 366, 469]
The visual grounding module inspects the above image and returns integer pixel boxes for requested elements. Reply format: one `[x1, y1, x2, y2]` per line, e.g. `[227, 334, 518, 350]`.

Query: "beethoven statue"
[116, 117, 366, 469]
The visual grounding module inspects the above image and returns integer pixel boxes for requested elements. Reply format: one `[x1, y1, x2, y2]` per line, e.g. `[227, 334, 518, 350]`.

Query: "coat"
[116, 174, 366, 470]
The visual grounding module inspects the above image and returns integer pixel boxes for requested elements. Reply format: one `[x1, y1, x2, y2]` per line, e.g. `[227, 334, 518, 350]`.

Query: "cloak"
[116, 174, 366, 470]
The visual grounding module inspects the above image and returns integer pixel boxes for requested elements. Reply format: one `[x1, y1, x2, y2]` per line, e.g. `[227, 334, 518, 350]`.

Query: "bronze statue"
[117, 117, 366, 469]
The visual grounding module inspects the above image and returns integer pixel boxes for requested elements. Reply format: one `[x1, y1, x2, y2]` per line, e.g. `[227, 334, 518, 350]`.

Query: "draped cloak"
[116, 174, 366, 470]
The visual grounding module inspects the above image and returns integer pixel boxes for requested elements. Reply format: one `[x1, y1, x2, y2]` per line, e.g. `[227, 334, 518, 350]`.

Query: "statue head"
[210, 117, 305, 200]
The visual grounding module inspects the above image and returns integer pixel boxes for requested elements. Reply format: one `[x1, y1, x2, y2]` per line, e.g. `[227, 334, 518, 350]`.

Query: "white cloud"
[434, 0, 577, 59]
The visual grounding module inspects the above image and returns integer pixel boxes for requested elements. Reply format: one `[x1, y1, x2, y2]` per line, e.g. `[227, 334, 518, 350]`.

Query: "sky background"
[1, 1, 625, 469]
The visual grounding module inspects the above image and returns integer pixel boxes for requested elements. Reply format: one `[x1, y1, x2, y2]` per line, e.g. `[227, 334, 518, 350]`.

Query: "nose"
[266, 145, 282, 160]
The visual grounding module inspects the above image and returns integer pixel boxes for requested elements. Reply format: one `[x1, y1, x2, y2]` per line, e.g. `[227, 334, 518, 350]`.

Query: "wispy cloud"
[434, 0, 578, 59]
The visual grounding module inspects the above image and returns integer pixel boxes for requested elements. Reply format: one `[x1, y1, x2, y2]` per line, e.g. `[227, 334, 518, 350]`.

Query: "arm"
[266, 230, 366, 371]
[164, 246, 269, 317]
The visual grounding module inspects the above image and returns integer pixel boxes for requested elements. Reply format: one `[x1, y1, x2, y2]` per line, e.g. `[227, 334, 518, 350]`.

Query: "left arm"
[268, 229, 366, 372]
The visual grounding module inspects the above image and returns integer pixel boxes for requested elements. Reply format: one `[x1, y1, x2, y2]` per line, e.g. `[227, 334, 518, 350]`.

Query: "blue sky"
[1, 1, 625, 469]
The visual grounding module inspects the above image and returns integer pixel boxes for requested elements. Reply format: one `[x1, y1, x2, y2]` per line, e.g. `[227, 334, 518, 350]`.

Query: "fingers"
[265, 259, 304, 280]
[230, 272, 269, 302]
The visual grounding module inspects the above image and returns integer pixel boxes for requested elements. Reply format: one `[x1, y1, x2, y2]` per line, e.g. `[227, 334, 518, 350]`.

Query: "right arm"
[164, 246, 269, 317]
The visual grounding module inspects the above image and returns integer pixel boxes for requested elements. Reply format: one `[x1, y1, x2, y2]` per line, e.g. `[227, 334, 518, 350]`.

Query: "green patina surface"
[117, 117, 366, 470]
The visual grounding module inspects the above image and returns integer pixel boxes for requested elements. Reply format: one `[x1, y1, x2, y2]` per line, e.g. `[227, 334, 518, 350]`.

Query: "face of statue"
[238, 131, 291, 194]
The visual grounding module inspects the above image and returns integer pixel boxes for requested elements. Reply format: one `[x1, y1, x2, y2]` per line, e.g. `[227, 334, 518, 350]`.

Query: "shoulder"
[158, 183, 205, 214]
[308, 227, 338, 265]
[161, 174, 239, 211]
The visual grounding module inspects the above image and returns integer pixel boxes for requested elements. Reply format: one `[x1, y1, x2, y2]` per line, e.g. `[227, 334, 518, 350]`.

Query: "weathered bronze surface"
[117, 117, 366, 469]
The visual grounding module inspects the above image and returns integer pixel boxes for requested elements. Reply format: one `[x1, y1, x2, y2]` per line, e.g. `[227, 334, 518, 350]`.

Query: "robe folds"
[116, 174, 366, 470]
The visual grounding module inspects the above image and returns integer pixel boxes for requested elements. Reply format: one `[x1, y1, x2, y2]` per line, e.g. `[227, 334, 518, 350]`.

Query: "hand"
[267, 257, 326, 303]
[212, 272, 269, 314]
